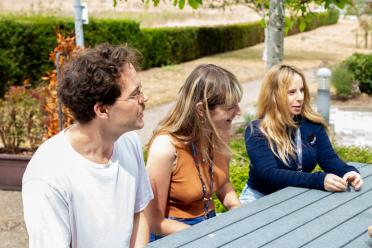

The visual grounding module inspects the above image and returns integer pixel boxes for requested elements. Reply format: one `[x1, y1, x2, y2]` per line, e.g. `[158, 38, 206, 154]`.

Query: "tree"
[267, 0, 284, 69]
[113, 0, 351, 69]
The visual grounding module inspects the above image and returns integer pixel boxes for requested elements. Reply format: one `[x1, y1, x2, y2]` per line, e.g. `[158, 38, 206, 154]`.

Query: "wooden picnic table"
[147, 162, 372, 248]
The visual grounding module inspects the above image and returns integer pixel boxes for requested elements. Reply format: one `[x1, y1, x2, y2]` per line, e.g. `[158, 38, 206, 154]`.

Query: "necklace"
[190, 142, 214, 219]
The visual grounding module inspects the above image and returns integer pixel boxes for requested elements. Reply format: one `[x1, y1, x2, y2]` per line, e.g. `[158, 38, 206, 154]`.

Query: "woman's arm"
[315, 125, 359, 176]
[145, 135, 189, 236]
[314, 125, 363, 190]
[216, 180, 241, 210]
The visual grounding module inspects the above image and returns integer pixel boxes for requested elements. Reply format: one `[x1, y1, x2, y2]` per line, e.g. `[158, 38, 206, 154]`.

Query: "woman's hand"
[368, 226, 372, 238]
[343, 171, 363, 191]
[324, 173, 348, 192]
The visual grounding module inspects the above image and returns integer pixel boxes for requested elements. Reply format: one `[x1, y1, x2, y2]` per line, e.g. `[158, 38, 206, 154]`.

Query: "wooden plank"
[302, 206, 372, 247]
[342, 232, 372, 248]
[347, 162, 369, 169]
[179, 190, 330, 248]
[222, 165, 372, 248]
[146, 187, 309, 248]
[259, 170, 372, 247]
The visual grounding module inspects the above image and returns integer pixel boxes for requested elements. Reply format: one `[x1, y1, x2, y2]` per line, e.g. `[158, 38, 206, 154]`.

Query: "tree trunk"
[266, 0, 285, 70]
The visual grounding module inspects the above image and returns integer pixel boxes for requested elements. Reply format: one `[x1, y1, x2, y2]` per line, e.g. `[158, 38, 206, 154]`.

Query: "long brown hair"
[148, 64, 243, 158]
[256, 64, 328, 165]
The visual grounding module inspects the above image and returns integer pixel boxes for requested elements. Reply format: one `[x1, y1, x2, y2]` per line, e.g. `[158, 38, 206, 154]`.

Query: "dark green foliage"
[343, 53, 372, 94]
[287, 9, 339, 35]
[0, 10, 339, 97]
[0, 16, 141, 97]
[331, 64, 355, 98]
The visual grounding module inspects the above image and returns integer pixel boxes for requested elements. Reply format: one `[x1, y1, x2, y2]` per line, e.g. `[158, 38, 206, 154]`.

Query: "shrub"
[0, 84, 44, 153]
[343, 53, 372, 94]
[0, 10, 339, 96]
[331, 64, 358, 99]
[335, 146, 372, 164]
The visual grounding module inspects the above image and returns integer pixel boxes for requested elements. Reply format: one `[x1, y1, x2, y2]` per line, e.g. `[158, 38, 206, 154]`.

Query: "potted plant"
[0, 84, 44, 190]
[0, 34, 76, 190]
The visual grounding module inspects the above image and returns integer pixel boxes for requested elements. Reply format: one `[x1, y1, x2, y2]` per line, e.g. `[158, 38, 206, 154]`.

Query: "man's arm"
[130, 211, 149, 248]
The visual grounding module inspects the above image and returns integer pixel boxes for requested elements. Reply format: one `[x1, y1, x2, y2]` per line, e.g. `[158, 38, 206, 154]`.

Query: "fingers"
[344, 172, 363, 191]
[333, 177, 348, 191]
[324, 174, 348, 192]
[353, 178, 363, 191]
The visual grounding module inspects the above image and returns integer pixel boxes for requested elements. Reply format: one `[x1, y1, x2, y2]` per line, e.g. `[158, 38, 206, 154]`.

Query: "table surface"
[147, 162, 372, 248]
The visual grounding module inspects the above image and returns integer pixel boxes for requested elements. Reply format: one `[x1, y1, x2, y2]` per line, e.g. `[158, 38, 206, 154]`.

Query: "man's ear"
[195, 102, 205, 117]
[94, 102, 109, 119]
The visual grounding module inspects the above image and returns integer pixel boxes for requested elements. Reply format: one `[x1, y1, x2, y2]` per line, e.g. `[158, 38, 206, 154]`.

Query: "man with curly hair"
[22, 43, 153, 248]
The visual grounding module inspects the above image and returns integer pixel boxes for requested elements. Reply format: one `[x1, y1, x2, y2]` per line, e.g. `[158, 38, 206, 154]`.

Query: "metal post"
[56, 52, 65, 131]
[74, 0, 85, 48]
[316, 67, 332, 123]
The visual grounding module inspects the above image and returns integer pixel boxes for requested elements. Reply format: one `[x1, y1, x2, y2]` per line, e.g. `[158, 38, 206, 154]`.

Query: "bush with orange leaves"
[41, 33, 79, 138]
[0, 33, 79, 153]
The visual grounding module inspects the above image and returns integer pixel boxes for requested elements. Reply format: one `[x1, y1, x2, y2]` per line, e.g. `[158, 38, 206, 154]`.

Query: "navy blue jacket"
[245, 118, 359, 195]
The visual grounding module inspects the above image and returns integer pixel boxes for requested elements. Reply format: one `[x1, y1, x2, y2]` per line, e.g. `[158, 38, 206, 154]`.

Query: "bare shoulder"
[150, 135, 175, 153]
[147, 135, 176, 166]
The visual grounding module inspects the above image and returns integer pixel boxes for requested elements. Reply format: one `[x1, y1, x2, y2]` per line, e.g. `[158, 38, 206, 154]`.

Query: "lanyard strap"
[191, 143, 214, 219]
[295, 128, 303, 171]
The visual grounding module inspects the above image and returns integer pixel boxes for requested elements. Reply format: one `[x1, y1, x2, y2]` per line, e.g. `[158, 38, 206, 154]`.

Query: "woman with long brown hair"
[240, 64, 363, 203]
[145, 64, 242, 240]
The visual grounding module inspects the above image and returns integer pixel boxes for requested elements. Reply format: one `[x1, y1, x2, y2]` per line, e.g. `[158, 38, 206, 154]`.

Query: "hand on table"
[324, 174, 348, 192]
[343, 171, 363, 191]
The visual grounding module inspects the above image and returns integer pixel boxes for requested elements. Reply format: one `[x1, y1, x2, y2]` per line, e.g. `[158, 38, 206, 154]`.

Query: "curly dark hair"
[58, 43, 139, 123]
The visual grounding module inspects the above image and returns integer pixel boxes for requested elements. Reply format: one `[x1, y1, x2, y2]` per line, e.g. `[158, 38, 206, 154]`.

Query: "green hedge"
[0, 9, 339, 97]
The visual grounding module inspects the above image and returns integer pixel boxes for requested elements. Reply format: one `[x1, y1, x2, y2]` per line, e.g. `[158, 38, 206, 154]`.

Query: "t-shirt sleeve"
[133, 135, 154, 213]
[22, 179, 71, 248]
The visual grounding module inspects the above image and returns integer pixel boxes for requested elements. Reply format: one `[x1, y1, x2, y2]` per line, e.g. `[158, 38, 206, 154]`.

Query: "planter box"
[0, 154, 31, 190]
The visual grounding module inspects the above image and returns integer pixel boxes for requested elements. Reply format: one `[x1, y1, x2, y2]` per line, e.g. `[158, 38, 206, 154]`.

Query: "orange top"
[164, 135, 229, 218]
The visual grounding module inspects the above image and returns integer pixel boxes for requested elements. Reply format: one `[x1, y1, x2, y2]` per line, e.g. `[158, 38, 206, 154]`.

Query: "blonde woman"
[145, 64, 242, 240]
[240, 64, 363, 204]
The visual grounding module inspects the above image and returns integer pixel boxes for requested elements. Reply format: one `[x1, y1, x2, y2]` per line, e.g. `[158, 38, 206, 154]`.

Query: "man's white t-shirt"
[22, 130, 153, 248]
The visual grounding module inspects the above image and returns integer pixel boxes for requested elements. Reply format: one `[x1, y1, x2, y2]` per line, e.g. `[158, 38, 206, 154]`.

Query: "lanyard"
[295, 127, 303, 171]
[190, 143, 214, 219]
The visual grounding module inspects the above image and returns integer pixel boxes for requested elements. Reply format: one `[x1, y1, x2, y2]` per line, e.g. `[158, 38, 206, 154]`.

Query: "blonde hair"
[148, 64, 243, 158]
[256, 64, 328, 165]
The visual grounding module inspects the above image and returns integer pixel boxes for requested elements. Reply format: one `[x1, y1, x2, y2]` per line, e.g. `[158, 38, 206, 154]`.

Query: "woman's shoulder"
[150, 134, 177, 155]
[301, 117, 325, 131]
[245, 119, 264, 138]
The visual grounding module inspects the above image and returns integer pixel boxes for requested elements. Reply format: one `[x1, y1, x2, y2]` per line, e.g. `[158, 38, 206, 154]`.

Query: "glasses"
[117, 83, 145, 104]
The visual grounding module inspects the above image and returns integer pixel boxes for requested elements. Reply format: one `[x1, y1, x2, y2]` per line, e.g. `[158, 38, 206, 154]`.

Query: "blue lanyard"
[190, 143, 214, 219]
[295, 128, 303, 171]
